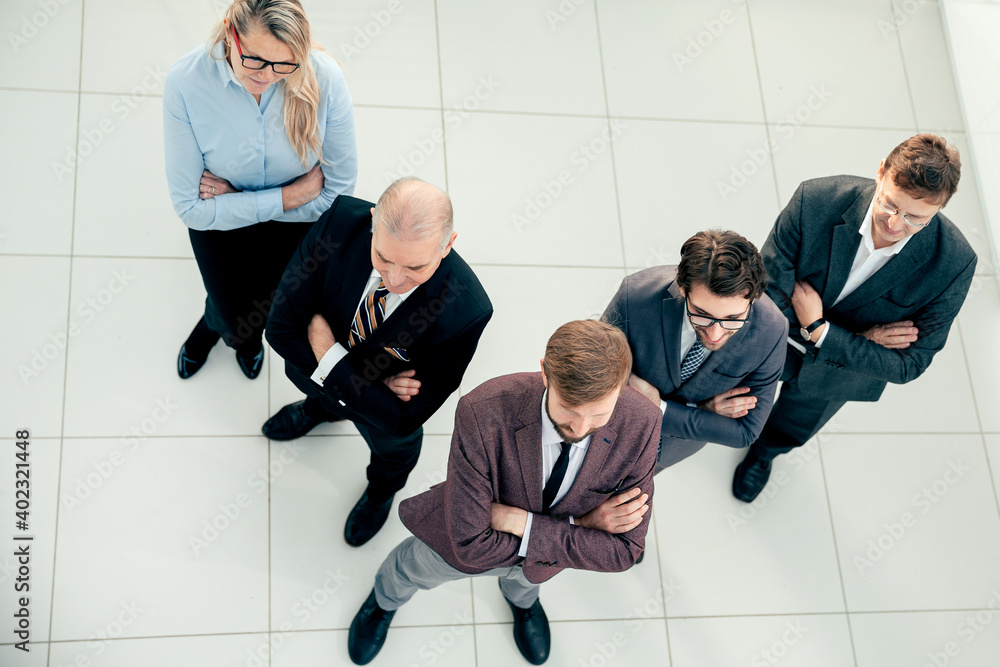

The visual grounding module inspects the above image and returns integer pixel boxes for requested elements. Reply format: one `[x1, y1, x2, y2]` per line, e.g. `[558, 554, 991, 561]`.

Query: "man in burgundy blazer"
[348, 320, 661, 665]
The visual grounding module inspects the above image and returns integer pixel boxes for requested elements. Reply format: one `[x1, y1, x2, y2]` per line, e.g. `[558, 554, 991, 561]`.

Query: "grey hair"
[371, 177, 454, 250]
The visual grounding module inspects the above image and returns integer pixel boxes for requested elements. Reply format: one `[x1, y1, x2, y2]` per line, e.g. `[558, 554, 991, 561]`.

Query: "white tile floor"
[1, 1, 999, 666]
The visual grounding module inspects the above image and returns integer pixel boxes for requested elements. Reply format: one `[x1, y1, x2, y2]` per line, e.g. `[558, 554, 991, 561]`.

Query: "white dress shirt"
[310, 269, 416, 385]
[658, 314, 711, 415]
[518, 390, 591, 556]
[788, 197, 913, 353]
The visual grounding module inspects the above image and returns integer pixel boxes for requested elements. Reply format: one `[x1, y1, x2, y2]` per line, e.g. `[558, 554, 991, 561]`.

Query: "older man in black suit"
[263, 177, 493, 545]
[732, 133, 977, 502]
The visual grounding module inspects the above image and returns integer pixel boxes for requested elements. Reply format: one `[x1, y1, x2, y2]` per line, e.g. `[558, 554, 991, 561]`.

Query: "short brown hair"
[676, 229, 766, 301]
[542, 320, 632, 406]
[884, 133, 961, 206]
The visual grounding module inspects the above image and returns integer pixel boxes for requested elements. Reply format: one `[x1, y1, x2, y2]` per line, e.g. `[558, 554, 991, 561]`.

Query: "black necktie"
[542, 442, 572, 512]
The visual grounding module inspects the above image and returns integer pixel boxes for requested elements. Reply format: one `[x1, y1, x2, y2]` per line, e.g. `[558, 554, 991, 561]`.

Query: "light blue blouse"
[163, 42, 357, 231]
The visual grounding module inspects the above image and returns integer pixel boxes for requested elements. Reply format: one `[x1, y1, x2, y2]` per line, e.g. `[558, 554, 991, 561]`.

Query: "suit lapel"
[822, 187, 871, 305]
[662, 282, 685, 389]
[514, 381, 546, 513]
[338, 231, 376, 337]
[550, 425, 614, 514]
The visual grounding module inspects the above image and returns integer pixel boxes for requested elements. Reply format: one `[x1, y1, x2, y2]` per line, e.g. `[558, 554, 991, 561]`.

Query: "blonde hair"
[210, 0, 322, 168]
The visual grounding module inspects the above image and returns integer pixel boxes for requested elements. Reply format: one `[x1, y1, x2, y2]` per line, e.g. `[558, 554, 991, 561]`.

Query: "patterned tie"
[542, 442, 573, 512]
[347, 280, 390, 349]
[679, 339, 707, 384]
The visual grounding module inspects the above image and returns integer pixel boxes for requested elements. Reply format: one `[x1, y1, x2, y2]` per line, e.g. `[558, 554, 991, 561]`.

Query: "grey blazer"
[764, 175, 977, 402]
[604, 266, 788, 467]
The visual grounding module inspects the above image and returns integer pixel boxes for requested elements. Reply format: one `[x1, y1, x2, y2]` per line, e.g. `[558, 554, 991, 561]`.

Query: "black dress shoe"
[177, 343, 210, 379]
[262, 400, 326, 440]
[236, 344, 264, 379]
[345, 489, 395, 547]
[732, 455, 772, 503]
[348, 589, 396, 665]
[502, 585, 550, 665]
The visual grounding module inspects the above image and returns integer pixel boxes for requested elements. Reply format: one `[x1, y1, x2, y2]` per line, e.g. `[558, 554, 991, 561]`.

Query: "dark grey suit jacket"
[604, 266, 788, 467]
[765, 175, 977, 402]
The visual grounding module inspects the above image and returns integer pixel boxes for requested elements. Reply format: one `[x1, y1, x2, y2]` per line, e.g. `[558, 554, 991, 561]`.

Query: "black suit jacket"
[604, 266, 787, 466]
[265, 195, 493, 436]
[765, 175, 977, 401]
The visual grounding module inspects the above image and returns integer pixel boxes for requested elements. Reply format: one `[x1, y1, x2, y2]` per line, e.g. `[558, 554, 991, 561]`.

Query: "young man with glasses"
[600, 230, 788, 490]
[731, 133, 977, 503]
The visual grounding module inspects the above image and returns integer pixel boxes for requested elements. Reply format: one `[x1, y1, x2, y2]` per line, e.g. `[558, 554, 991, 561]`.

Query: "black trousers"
[303, 397, 423, 499]
[748, 345, 847, 462]
[188, 221, 311, 355]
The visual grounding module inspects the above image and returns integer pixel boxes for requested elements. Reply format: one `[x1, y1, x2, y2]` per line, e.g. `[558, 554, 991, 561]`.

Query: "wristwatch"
[800, 318, 826, 343]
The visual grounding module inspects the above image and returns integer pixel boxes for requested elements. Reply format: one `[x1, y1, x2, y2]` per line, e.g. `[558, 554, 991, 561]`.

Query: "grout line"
[45, 4, 87, 664]
[432, 0, 450, 194]
[817, 441, 860, 667]
[650, 513, 675, 666]
[743, 0, 782, 212]
[890, 0, 922, 131]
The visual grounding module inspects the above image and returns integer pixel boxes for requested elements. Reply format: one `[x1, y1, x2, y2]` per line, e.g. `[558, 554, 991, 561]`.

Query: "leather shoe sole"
[345, 490, 394, 547]
[262, 401, 326, 440]
[732, 456, 772, 503]
[236, 344, 264, 380]
[502, 583, 550, 665]
[348, 589, 396, 665]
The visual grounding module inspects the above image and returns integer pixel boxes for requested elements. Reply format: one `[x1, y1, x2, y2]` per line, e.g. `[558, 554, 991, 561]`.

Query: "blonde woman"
[164, 0, 357, 379]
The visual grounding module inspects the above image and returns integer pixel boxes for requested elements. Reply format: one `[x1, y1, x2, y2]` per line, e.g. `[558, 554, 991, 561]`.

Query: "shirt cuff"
[814, 322, 831, 348]
[310, 342, 349, 385]
[517, 513, 534, 557]
[568, 515, 575, 526]
[254, 187, 284, 222]
[659, 398, 668, 415]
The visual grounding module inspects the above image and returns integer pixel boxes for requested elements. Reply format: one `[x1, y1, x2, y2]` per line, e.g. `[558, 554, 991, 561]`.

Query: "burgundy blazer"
[399, 372, 661, 584]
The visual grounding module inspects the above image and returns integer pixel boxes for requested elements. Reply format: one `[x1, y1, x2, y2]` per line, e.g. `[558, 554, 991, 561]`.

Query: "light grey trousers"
[374, 536, 540, 611]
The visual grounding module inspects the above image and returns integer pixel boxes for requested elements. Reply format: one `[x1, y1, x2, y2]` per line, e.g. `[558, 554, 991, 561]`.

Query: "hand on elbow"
[282, 164, 324, 211]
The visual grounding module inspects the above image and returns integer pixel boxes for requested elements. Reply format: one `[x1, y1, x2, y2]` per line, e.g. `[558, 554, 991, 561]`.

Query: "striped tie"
[347, 281, 390, 349]
[679, 339, 707, 384]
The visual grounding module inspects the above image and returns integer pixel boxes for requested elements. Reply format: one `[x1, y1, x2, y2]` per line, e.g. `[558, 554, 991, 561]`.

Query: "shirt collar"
[859, 195, 912, 257]
[540, 390, 592, 451]
[370, 268, 418, 300]
[211, 40, 243, 90]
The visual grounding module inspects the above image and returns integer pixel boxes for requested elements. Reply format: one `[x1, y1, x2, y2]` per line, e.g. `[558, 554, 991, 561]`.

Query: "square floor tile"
[823, 433, 1000, 611]
[270, 626, 476, 667]
[305, 0, 440, 108]
[49, 633, 274, 667]
[270, 434, 472, 632]
[668, 614, 854, 667]
[654, 444, 845, 617]
[445, 112, 623, 267]
[0, 0, 82, 91]
[0, 90, 77, 256]
[0, 644, 47, 667]
[353, 105, 447, 200]
[437, 0, 605, 116]
[2, 256, 71, 438]
[896, 1, 965, 133]
[50, 437, 269, 640]
[459, 265, 626, 394]
[987, 435, 1000, 509]
[613, 118, 780, 268]
[957, 278, 1000, 432]
[0, 437, 59, 653]
[62, 257, 270, 437]
[80, 0, 213, 95]
[751, 0, 915, 129]
[72, 93, 193, 258]
[598, 0, 763, 123]
[852, 610, 1000, 667]
[943, 1, 1000, 133]
[476, 617, 670, 667]
[832, 324, 978, 433]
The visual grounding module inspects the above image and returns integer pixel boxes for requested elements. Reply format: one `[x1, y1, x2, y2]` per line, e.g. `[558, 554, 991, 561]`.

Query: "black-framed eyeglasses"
[875, 181, 932, 229]
[231, 26, 300, 74]
[685, 299, 750, 330]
